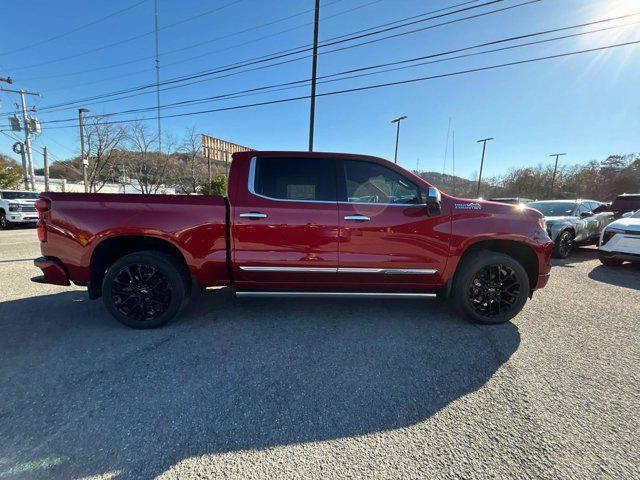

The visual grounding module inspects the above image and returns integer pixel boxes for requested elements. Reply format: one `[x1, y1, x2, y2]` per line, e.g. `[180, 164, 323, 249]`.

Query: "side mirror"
[424, 187, 441, 216]
[580, 210, 593, 218]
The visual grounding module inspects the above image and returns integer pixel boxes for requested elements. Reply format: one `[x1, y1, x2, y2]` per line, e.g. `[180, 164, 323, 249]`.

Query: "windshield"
[527, 201, 576, 217]
[1, 191, 39, 200]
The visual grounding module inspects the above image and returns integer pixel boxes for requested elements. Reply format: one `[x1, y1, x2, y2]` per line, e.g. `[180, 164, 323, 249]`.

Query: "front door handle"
[240, 212, 267, 219]
[344, 215, 371, 221]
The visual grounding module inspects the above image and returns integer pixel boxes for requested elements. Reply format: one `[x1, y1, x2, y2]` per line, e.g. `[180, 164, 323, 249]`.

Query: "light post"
[391, 115, 407, 164]
[476, 137, 494, 198]
[550, 153, 566, 196]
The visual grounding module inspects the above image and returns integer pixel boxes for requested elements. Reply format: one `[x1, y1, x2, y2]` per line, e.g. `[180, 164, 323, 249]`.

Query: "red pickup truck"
[33, 151, 553, 328]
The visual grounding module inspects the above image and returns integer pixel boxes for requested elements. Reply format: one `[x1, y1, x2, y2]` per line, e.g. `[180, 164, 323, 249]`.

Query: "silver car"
[527, 200, 614, 258]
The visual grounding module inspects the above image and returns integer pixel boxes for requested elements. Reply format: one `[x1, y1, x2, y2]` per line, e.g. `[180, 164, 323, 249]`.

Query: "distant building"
[200, 134, 254, 174]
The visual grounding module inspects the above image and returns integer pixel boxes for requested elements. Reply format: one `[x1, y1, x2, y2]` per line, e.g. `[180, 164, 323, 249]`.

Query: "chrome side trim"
[248, 156, 337, 205]
[338, 201, 424, 207]
[338, 268, 438, 275]
[236, 292, 437, 299]
[239, 266, 337, 273]
[238, 266, 437, 275]
[343, 215, 371, 221]
[239, 212, 267, 218]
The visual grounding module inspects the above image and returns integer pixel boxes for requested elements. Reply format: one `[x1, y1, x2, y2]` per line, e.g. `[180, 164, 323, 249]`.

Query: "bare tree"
[125, 122, 178, 194]
[176, 126, 207, 194]
[84, 115, 126, 192]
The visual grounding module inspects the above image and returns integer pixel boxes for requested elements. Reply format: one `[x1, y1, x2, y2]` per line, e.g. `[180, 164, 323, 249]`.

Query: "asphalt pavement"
[0, 227, 638, 479]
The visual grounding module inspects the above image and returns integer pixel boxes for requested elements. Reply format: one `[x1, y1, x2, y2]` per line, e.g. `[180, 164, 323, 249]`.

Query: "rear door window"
[253, 157, 337, 202]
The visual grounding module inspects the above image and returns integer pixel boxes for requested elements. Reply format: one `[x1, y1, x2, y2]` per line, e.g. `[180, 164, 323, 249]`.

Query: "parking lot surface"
[1, 227, 639, 479]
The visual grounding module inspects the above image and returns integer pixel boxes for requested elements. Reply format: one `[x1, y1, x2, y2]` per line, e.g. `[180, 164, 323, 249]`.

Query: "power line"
[7, 0, 244, 71]
[0, 0, 149, 56]
[37, 39, 640, 130]
[19, 0, 352, 84]
[38, 17, 640, 125]
[40, 16, 640, 123]
[35, 0, 525, 112]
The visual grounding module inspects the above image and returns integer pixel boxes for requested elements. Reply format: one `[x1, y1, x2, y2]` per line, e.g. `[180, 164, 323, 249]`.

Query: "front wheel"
[0, 211, 11, 230]
[102, 250, 188, 329]
[553, 230, 574, 258]
[453, 252, 530, 324]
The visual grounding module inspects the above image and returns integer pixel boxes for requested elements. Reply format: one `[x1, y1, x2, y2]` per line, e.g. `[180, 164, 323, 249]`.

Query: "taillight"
[37, 219, 47, 242]
[35, 197, 50, 242]
[35, 198, 50, 213]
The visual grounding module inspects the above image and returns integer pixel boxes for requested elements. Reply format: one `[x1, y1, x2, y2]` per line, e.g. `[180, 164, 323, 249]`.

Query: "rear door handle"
[240, 212, 267, 219]
[344, 215, 371, 221]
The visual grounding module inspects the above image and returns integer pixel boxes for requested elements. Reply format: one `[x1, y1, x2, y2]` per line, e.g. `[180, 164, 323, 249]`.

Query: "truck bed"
[39, 192, 229, 288]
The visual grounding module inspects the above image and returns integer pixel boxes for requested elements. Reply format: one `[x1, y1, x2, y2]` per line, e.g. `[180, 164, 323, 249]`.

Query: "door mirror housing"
[424, 186, 442, 216]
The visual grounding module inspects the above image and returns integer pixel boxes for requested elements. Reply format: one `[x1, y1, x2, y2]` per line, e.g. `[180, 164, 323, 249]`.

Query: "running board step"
[235, 292, 437, 299]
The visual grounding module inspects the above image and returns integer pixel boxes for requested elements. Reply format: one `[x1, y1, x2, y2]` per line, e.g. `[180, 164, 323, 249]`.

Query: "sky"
[0, 0, 639, 180]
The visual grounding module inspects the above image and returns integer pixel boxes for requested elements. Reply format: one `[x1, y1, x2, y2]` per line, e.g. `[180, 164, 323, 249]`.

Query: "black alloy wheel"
[102, 251, 188, 329]
[110, 264, 172, 321]
[453, 251, 530, 324]
[554, 230, 574, 258]
[468, 264, 521, 318]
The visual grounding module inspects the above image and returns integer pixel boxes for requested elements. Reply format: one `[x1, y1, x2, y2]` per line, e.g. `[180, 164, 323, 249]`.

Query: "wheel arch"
[450, 239, 539, 297]
[89, 235, 191, 299]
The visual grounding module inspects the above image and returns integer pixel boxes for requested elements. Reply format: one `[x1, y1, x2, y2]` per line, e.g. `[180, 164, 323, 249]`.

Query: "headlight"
[601, 228, 624, 246]
[8, 203, 19, 212]
[537, 218, 546, 230]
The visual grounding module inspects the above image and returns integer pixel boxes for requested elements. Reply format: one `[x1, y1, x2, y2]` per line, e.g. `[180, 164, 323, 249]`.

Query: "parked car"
[0, 190, 39, 229]
[488, 197, 534, 205]
[32, 151, 553, 328]
[527, 199, 614, 258]
[610, 193, 640, 218]
[599, 209, 640, 266]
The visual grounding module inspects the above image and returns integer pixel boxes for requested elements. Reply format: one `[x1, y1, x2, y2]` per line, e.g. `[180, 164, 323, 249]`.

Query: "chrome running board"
[235, 291, 437, 299]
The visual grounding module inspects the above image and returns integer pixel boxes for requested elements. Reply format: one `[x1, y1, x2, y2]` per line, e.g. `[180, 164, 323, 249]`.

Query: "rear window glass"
[254, 157, 336, 201]
[611, 196, 640, 214]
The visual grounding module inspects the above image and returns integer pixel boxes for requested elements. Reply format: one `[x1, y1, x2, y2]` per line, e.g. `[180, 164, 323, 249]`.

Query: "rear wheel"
[599, 256, 624, 267]
[102, 250, 188, 329]
[553, 230, 574, 258]
[453, 251, 530, 324]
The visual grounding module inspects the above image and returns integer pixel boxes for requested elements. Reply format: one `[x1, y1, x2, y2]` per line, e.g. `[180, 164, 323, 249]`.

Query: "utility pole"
[78, 108, 90, 192]
[476, 137, 494, 198]
[307, 0, 320, 152]
[153, 0, 162, 154]
[2, 86, 40, 190]
[18, 91, 37, 191]
[43, 147, 50, 191]
[391, 115, 407, 164]
[12, 141, 28, 190]
[550, 153, 566, 196]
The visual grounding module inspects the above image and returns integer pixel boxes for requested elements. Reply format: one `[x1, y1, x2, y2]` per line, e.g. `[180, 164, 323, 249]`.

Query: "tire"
[101, 250, 188, 329]
[552, 230, 574, 258]
[599, 256, 624, 267]
[452, 251, 530, 324]
[0, 211, 12, 230]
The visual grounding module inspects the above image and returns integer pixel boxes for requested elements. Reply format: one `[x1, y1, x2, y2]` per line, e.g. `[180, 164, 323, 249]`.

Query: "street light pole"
[19, 91, 36, 191]
[550, 153, 566, 196]
[391, 115, 407, 164]
[78, 108, 90, 193]
[476, 137, 494, 198]
[308, 0, 320, 152]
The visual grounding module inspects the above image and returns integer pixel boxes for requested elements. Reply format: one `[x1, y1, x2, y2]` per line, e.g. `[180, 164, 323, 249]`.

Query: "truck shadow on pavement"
[0, 289, 520, 479]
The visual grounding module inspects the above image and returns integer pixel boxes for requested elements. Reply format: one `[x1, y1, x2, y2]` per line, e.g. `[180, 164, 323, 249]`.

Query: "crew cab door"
[231, 156, 340, 287]
[336, 159, 449, 288]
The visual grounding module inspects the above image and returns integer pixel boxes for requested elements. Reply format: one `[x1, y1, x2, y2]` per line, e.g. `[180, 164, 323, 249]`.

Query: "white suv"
[0, 190, 40, 229]
[599, 209, 640, 266]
